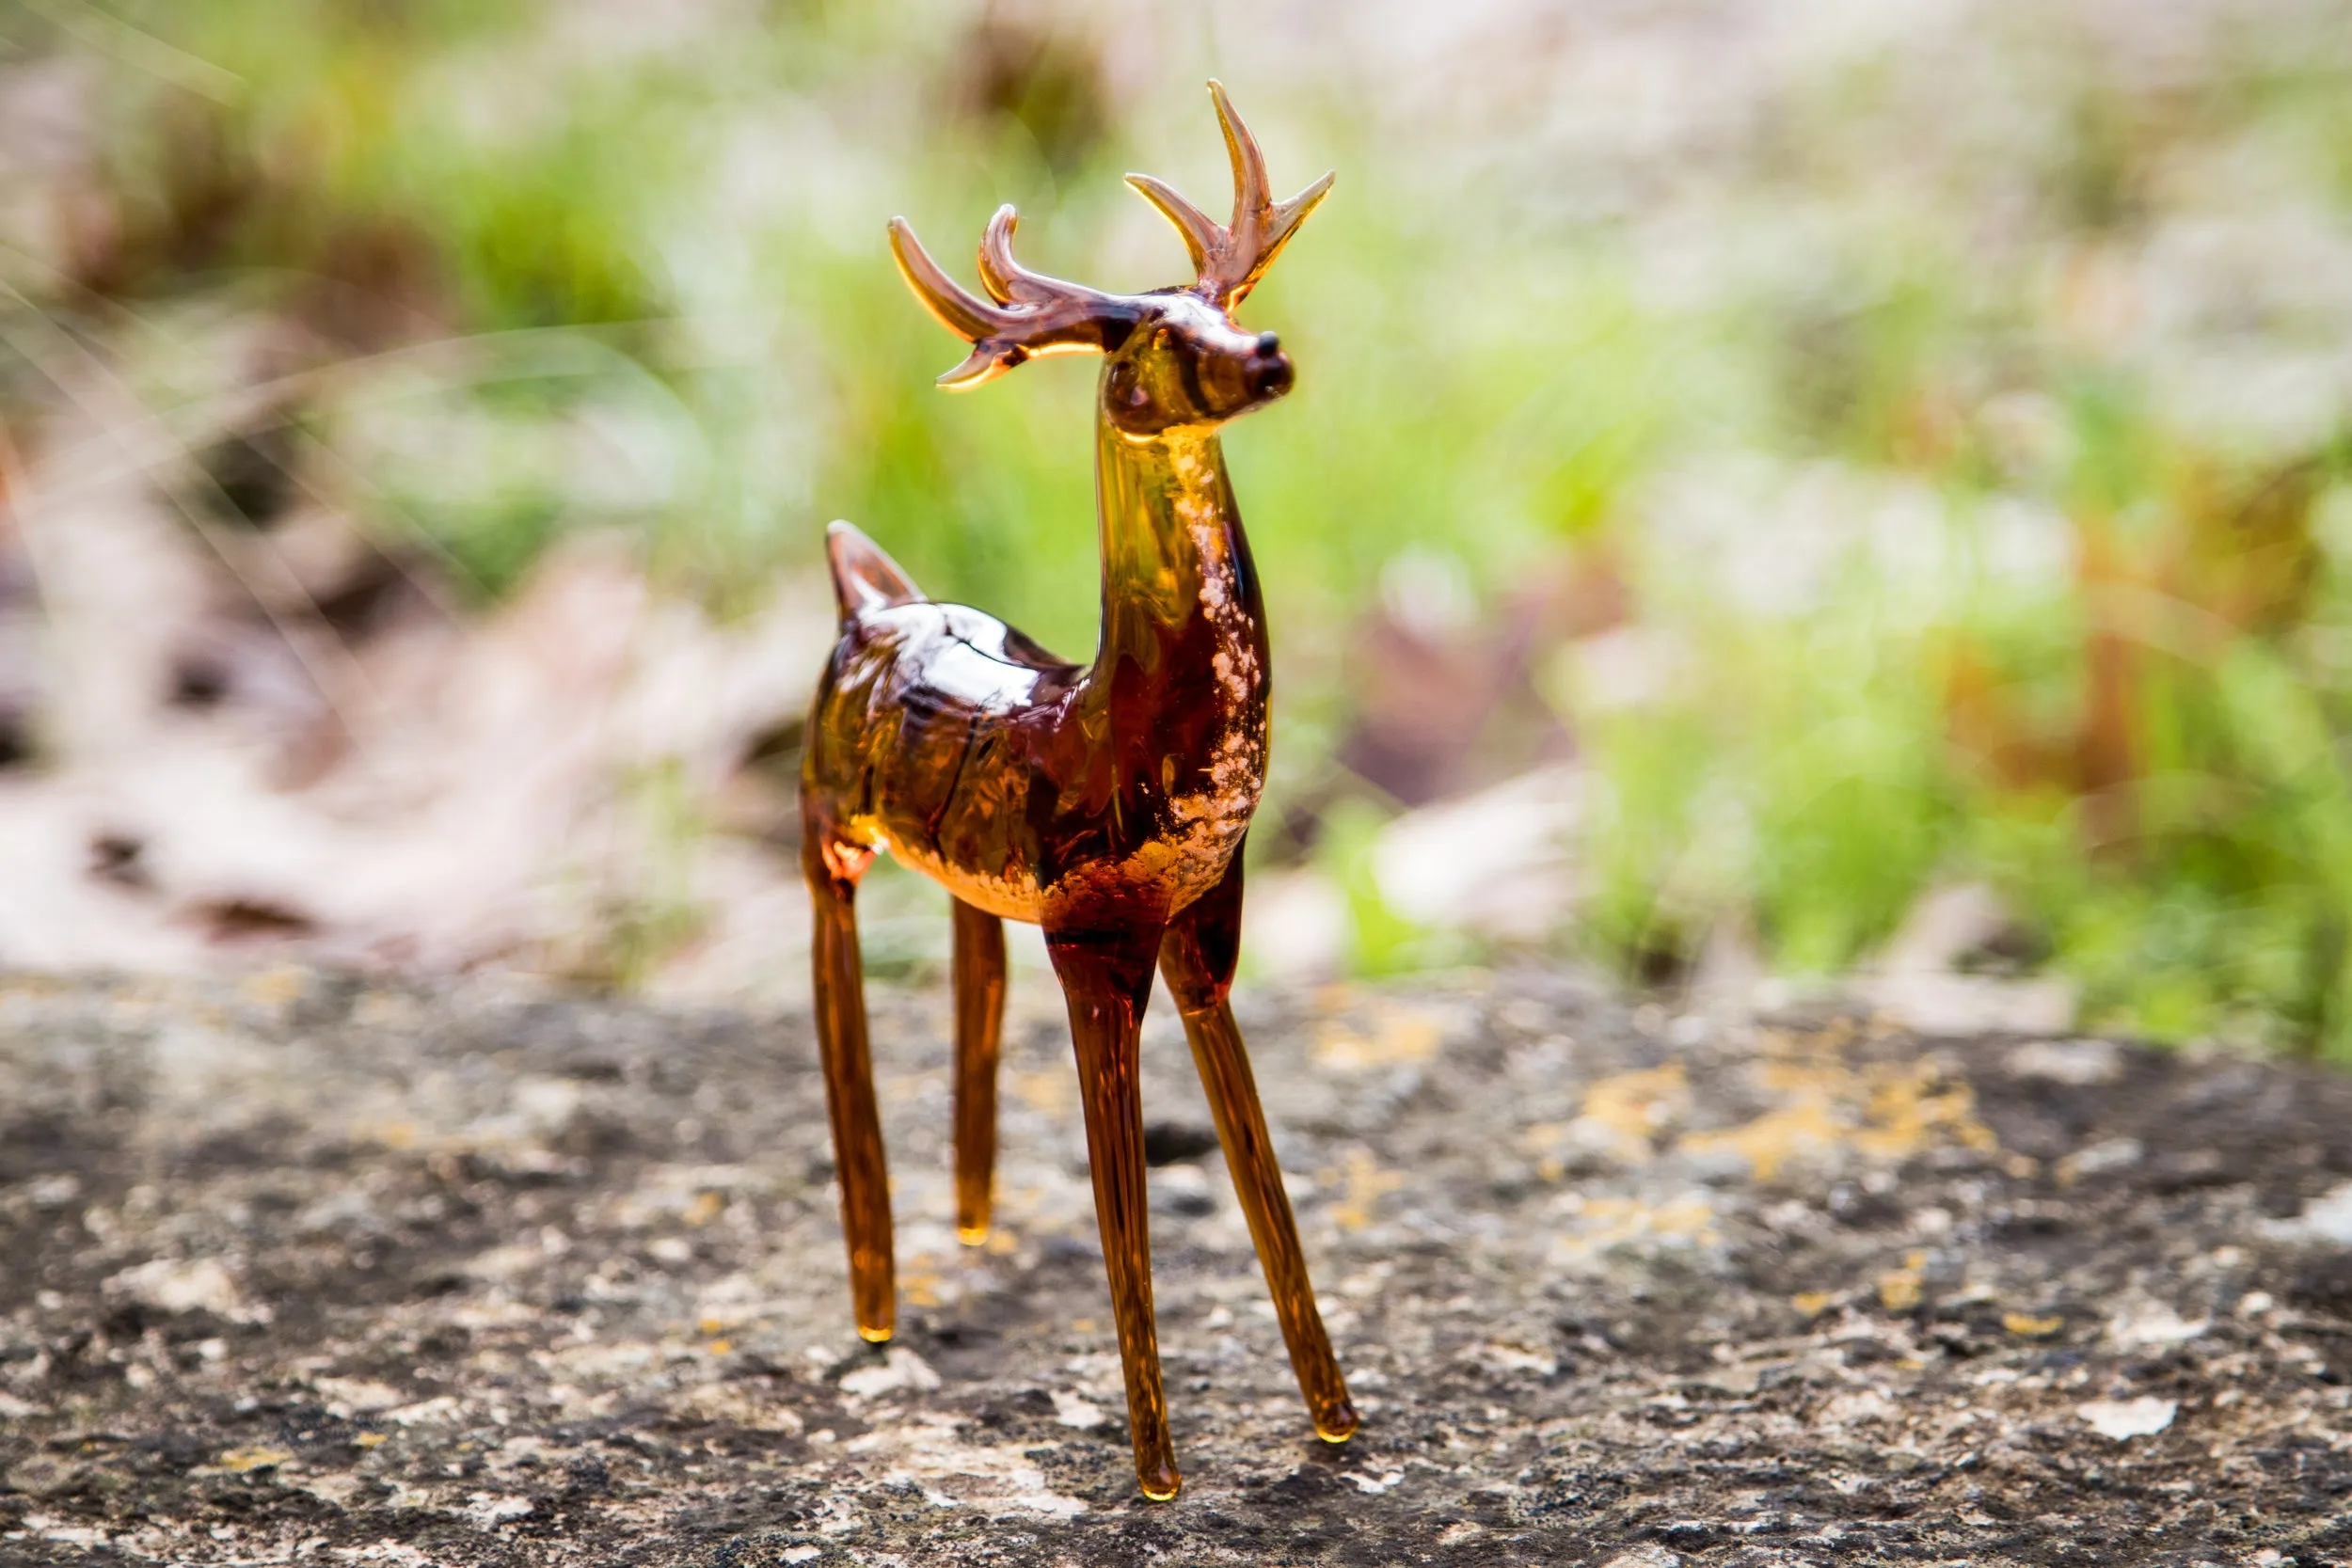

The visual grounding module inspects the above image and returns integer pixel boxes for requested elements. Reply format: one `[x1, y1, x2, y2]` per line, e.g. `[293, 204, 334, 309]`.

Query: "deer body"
[805, 420, 1269, 929]
[799, 84, 1350, 1501]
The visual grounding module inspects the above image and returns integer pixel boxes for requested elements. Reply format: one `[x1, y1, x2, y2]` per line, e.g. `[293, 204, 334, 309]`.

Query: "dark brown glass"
[949, 897, 1006, 1243]
[799, 81, 1351, 1500]
[1162, 855, 1359, 1444]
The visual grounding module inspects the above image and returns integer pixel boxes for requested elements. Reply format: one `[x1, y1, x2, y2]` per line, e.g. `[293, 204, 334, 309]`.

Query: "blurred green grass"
[10, 0, 2352, 1053]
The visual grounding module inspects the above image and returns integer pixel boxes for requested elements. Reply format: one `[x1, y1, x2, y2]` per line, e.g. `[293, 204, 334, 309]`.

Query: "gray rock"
[2, 970, 2348, 1564]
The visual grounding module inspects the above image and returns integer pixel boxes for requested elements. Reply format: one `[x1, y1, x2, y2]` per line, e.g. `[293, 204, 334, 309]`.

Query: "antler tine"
[890, 215, 1008, 342]
[1126, 81, 1335, 310]
[975, 207, 1023, 306]
[1123, 173, 1219, 277]
[1208, 79, 1271, 243]
[891, 208, 1130, 390]
[976, 204, 1108, 310]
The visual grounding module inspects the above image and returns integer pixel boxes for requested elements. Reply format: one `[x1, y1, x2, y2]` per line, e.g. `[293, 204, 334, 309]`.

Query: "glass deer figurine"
[799, 82, 1352, 1500]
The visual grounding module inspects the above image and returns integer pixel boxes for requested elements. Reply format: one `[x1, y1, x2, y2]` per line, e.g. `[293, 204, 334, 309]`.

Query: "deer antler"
[888, 205, 1135, 390]
[1127, 81, 1334, 311]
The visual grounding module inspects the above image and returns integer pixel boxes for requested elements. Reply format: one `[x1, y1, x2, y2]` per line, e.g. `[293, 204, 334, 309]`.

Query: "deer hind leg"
[1161, 849, 1359, 1443]
[949, 897, 1008, 1244]
[803, 834, 895, 1342]
[1044, 919, 1181, 1501]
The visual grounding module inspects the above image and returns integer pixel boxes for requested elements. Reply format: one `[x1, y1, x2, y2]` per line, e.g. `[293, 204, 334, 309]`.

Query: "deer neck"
[1088, 416, 1269, 740]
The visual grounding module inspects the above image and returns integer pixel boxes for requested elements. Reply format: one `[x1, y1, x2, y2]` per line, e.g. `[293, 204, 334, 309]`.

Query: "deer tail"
[825, 521, 925, 621]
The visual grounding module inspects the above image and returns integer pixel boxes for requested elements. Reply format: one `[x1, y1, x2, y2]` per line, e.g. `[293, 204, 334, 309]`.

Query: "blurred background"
[3, 0, 2352, 1055]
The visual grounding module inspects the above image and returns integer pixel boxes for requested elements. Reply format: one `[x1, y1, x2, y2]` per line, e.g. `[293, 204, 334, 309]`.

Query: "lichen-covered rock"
[3, 969, 2350, 1564]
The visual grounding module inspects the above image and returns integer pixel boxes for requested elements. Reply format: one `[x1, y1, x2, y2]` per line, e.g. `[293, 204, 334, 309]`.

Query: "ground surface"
[4, 967, 2352, 1566]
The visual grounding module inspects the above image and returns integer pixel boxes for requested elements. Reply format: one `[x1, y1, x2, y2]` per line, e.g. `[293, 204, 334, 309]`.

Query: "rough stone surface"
[5, 968, 2352, 1564]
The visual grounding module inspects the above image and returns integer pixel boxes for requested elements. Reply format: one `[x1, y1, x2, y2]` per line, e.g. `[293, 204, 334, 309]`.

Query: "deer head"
[889, 81, 1333, 437]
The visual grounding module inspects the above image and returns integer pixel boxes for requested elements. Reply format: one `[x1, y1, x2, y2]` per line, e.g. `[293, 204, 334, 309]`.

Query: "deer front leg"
[1044, 919, 1181, 1501]
[950, 897, 1008, 1244]
[1161, 848, 1359, 1443]
[804, 836, 895, 1343]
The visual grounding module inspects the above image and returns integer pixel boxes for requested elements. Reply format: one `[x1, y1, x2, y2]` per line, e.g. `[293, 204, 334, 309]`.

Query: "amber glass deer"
[799, 83, 1351, 1499]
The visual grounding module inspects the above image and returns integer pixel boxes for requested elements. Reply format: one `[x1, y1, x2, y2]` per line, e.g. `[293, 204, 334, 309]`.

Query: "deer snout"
[1248, 333, 1294, 399]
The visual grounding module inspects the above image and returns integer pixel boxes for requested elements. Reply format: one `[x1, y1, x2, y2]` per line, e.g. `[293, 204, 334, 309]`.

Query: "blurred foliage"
[8, 0, 2352, 1053]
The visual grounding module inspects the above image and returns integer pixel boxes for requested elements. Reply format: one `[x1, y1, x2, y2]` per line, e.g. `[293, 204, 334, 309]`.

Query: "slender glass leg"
[950, 897, 1008, 1244]
[1162, 847, 1358, 1441]
[1046, 924, 1181, 1501]
[1174, 996, 1359, 1441]
[805, 842, 894, 1342]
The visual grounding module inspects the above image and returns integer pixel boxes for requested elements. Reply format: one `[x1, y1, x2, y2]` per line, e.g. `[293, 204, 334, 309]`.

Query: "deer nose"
[1248, 350, 1293, 398]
